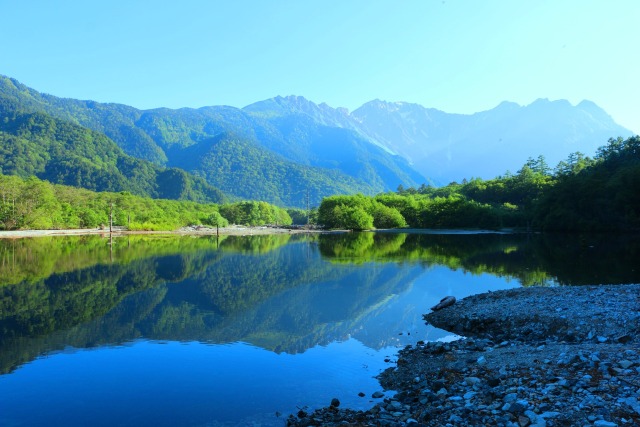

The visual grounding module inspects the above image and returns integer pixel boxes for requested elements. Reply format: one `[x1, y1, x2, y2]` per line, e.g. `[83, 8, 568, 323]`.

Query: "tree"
[371, 204, 407, 229]
[536, 155, 551, 176]
[205, 211, 229, 228]
[332, 205, 374, 230]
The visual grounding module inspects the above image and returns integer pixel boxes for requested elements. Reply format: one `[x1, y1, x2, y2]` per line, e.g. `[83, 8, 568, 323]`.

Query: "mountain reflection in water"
[0, 232, 638, 426]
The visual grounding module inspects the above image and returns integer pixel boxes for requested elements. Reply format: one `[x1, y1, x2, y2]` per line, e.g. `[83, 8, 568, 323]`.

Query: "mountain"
[0, 76, 167, 164]
[0, 110, 226, 203]
[0, 77, 425, 207]
[170, 132, 372, 206]
[1, 74, 633, 201]
[352, 98, 634, 183]
[132, 100, 424, 205]
[241, 95, 425, 187]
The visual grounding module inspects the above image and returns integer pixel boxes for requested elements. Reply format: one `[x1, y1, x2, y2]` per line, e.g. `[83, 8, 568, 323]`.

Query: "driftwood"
[430, 296, 456, 311]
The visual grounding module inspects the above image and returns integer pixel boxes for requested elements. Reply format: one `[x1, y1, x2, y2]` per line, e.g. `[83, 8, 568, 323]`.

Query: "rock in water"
[431, 296, 456, 311]
[330, 398, 340, 408]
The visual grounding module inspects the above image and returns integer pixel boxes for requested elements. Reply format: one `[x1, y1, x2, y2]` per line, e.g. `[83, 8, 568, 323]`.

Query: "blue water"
[0, 274, 516, 426]
[1, 339, 389, 426]
[7, 231, 616, 426]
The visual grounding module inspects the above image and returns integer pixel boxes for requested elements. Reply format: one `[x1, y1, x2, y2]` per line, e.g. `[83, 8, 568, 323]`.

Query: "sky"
[1, 0, 639, 133]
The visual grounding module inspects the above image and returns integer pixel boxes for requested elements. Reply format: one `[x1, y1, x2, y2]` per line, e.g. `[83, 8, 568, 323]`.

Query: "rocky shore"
[287, 284, 640, 427]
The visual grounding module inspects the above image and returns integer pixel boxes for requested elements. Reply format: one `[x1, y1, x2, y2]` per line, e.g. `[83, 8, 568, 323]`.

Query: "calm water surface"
[0, 232, 638, 426]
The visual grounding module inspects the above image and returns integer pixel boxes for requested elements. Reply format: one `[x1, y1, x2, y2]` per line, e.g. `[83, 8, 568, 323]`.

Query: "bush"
[331, 205, 374, 230]
[371, 204, 407, 229]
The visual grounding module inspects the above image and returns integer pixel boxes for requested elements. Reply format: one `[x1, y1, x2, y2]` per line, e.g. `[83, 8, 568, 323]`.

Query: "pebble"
[287, 284, 640, 427]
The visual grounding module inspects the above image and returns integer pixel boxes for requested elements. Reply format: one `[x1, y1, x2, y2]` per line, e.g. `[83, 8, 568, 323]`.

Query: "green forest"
[1, 76, 637, 232]
[318, 136, 640, 232]
[0, 174, 292, 231]
[0, 133, 637, 233]
[0, 76, 422, 208]
[0, 111, 227, 204]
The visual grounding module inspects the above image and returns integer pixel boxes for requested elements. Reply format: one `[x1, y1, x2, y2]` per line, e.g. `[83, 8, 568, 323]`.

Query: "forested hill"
[2, 74, 633, 207]
[0, 76, 425, 207]
[170, 132, 373, 207]
[0, 80, 167, 166]
[0, 110, 226, 203]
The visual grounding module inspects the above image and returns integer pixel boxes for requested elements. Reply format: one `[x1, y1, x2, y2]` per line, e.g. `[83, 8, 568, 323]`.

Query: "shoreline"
[288, 284, 640, 426]
[0, 226, 518, 240]
[0, 225, 331, 239]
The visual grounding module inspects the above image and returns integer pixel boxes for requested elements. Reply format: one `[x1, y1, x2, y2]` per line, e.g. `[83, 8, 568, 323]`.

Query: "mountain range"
[351, 98, 634, 182]
[0, 74, 634, 207]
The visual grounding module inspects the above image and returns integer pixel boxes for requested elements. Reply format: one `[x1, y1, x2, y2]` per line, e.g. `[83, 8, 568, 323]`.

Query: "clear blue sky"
[2, 0, 638, 133]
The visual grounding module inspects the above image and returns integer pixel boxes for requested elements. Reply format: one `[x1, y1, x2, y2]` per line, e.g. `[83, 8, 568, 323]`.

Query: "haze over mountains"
[352, 98, 634, 183]
[0, 75, 633, 207]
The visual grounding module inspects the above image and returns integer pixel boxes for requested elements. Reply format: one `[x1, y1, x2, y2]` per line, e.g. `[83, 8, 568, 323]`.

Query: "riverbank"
[288, 284, 640, 426]
[0, 225, 328, 239]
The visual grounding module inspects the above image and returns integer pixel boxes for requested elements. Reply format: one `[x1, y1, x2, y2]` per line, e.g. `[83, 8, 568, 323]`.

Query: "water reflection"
[0, 232, 638, 426]
[1, 232, 639, 373]
[320, 231, 640, 286]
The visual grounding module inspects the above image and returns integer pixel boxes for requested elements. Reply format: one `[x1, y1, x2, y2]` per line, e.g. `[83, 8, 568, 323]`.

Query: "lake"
[1, 231, 638, 426]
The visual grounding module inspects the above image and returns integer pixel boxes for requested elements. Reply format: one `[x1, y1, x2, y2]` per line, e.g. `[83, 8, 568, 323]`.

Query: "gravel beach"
[288, 284, 640, 427]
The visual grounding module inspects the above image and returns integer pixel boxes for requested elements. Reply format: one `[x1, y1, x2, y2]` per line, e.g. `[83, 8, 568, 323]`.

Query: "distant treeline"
[0, 174, 292, 231]
[2, 136, 637, 233]
[318, 136, 640, 232]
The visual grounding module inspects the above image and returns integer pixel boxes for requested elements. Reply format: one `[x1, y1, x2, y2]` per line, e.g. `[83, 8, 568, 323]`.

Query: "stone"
[463, 391, 477, 400]
[372, 391, 385, 399]
[448, 414, 463, 423]
[539, 411, 560, 419]
[524, 410, 539, 423]
[518, 414, 531, 426]
[436, 387, 448, 396]
[618, 360, 634, 369]
[621, 397, 640, 414]
[388, 400, 403, 411]
[487, 377, 501, 387]
[286, 284, 640, 427]
[508, 402, 526, 414]
[464, 376, 482, 386]
[616, 334, 632, 343]
[504, 393, 518, 403]
[431, 295, 456, 311]
[330, 398, 340, 408]
[431, 380, 446, 391]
